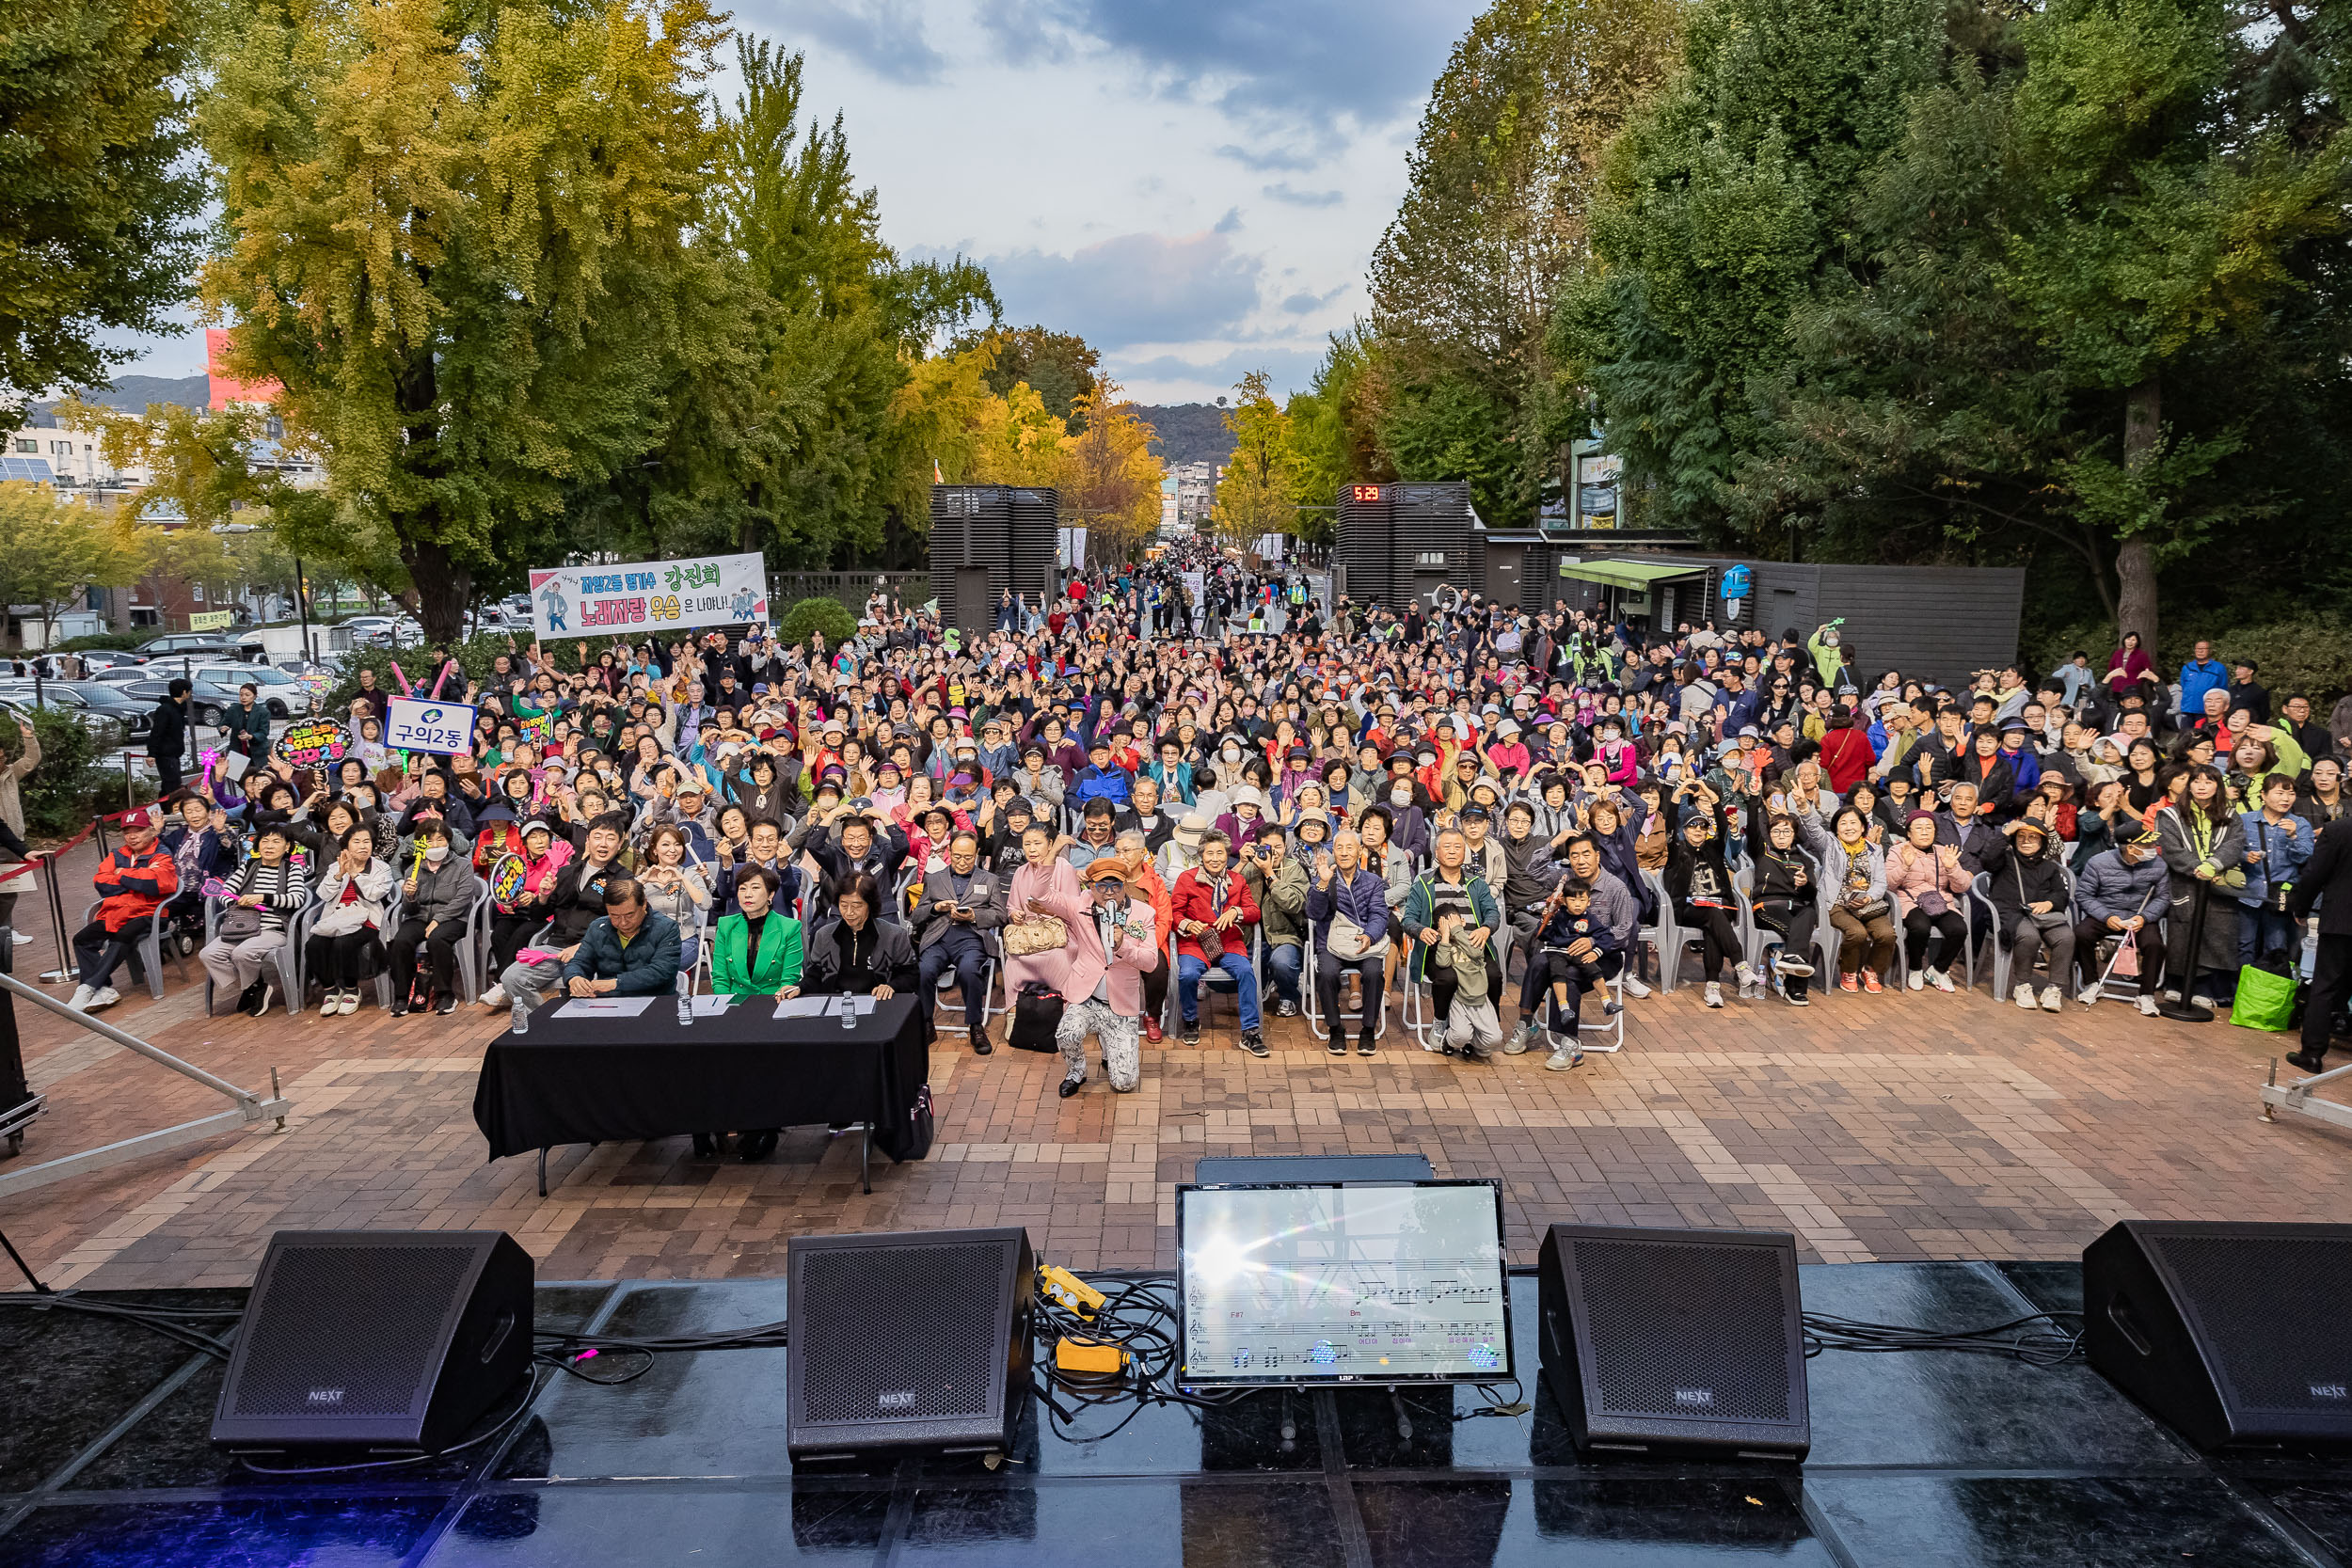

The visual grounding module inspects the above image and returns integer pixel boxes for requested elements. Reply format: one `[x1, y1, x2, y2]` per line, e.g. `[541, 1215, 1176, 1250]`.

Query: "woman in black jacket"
[1744, 812, 1817, 1006]
[802, 873, 919, 998]
[1663, 786, 1751, 1007]
[1980, 818, 2074, 1011]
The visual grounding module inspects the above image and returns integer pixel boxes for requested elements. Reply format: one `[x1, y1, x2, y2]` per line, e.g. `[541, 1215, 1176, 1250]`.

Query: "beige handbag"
[1003, 915, 1069, 957]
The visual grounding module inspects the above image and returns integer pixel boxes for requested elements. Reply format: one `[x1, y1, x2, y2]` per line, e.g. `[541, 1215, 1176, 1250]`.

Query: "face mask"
[1223, 745, 1241, 762]
[424, 845, 449, 864]
[1391, 788, 1411, 805]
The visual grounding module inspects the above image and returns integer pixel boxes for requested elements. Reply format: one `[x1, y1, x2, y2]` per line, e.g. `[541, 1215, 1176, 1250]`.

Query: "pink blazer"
[1038, 889, 1159, 1015]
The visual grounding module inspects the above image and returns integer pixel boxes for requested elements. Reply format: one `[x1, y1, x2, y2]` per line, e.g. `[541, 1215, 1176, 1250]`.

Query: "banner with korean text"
[529, 553, 770, 639]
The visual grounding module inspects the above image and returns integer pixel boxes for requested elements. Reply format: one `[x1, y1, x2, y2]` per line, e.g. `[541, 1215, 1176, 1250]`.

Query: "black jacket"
[1981, 835, 2071, 945]
[802, 916, 917, 994]
[2288, 817, 2352, 937]
[148, 695, 187, 758]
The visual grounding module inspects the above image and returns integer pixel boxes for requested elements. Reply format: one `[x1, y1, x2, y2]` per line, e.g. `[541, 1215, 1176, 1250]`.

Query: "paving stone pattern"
[2, 958, 2345, 1290]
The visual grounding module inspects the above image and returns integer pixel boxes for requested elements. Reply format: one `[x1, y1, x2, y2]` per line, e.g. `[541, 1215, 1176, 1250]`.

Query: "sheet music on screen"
[1178, 1181, 1510, 1387]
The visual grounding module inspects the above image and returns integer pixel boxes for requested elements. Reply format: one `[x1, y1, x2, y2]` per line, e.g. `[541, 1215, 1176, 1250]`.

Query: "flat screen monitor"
[1176, 1180, 1511, 1388]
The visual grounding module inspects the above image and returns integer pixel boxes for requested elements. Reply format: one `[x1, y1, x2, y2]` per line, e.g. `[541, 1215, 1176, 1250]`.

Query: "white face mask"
[424, 845, 449, 864]
[1222, 744, 1241, 762]
[1391, 787, 1412, 805]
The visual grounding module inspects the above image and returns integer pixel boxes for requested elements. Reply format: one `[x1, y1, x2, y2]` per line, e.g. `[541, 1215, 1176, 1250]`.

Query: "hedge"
[777, 596, 858, 648]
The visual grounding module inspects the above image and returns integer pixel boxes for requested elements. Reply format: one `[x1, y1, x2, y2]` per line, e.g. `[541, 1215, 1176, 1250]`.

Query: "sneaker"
[389, 998, 410, 1018]
[2163, 989, 2182, 1003]
[1862, 972, 1883, 994]
[1544, 1042, 1583, 1071]
[1703, 981, 1724, 1008]
[1622, 974, 1651, 999]
[320, 989, 341, 1017]
[1273, 999, 1299, 1019]
[337, 990, 359, 1015]
[2137, 994, 2161, 1017]
[1906, 969, 1925, 991]
[9, 931, 31, 945]
[1503, 1020, 1537, 1056]
[1838, 973, 1860, 993]
[2014, 983, 2038, 1011]
[436, 993, 457, 1016]
[1602, 997, 1623, 1016]
[66, 983, 95, 1011]
[1327, 1036, 1347, 1056]
[1734, 961, 1758, 995]
[1237, 1031, 1269, 1058]
[479, 985, 507, 1010]
[1355, 1037, 1376, 1057]
[1143, 1018, 1163, 1043]
[87, 986, 120, 1011]
[1182, 1022, 1200, 1047]
[2077, 983, 2103, 1006]
[1786, 989, 1810, 1007]
[1774, 953, 1814, 978]
[2039, 986, 2064, 1013]
[247, 982, 277, 1018]
[1926, 969, 1956, 993]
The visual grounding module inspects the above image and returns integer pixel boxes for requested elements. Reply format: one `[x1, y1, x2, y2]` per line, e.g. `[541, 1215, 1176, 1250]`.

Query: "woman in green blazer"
[710, 865, 803, 1000]
[701, 866, 803, 1164]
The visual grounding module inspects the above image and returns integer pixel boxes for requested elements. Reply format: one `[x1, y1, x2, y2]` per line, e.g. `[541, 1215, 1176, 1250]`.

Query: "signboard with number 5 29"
[386, 698, 478, 756]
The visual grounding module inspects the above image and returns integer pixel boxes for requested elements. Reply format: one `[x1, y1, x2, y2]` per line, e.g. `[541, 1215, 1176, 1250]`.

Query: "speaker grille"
[2154, 1234, 2352, 1414]
[1573, 1239, 1790, 1422]
[797, 1241, 1004, 1424]
[229, 1243, 476, 1418]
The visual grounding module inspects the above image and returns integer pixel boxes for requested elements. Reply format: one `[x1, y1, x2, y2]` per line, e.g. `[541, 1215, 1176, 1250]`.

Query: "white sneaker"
[1927, 969, 1956, 993]
[87, 986, 120, 1011]
[2014, 983, 2038, 1011]
[337, 990, 359, 1016]
[10, 931, 32, 945]
[2077, 983, 2102, 1006]
[479, 985, 507, 1010]
[1622, 975, 1651, 999]
[1906, 969, 1925, 991]
[2040, 986, 2064, 1013]
[65, 983, 94, 1011]
[2137, 995, 2160, 1017]
[1734, 962, 1757, 995]
[2163, 989, 2181, 1003]
[1775, 953, 1815, 978]
[1544, 1043, 1583, 1071]
[1703, 981, 1724, 1008]
[320, 989, 341, 1017]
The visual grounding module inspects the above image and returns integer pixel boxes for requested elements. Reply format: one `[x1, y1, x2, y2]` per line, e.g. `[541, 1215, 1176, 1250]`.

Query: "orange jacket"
[94, 845, 179, 933]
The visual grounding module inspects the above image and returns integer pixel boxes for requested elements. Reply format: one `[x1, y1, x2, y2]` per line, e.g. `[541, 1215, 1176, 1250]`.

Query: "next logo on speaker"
[2312, 1385, 2348, 1401]
[306, 1387, 345, 1406]
[1673, 1388, 1716, 1408]
[878, 1389, 917, 1411]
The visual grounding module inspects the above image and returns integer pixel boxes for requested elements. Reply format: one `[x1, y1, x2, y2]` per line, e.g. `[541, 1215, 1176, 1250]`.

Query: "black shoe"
[436, 993, 457, 1015]
[973, 1032, 993, 1055]
[1327, 1037, 1346, 1056]
[246, 982, 276, 1018]
[1059, 1073, 1085, 1099]
[2287, 1051, 2329, 1074]
[736, 1130, 778, 1162]
[235, 980, 264, 1013]
[1238, 1031, 1268, 1058]
[389, 999, 409, 1018]
[1181, 1022, 1200, 1046]
[691, 1132, 721, 1159]
[1458, 1044, 1486, 1063]
[1357, 1037, 1376, 1056]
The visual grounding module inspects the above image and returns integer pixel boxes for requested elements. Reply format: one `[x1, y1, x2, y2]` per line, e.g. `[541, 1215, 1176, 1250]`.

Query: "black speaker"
[212, 1230, 533, 1454]
[786, 1227, 1033, 1467]
[2084, 1220, 2352, 1449]
[1537, 1225, 1809, 1459]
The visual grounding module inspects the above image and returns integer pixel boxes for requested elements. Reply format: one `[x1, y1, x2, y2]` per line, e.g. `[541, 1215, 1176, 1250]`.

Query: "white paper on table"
[774, 996, 831, 1020]
[689, 993, 736, 1017]
[837, 994, 878, 1016]
[556, 996, 657, 1019]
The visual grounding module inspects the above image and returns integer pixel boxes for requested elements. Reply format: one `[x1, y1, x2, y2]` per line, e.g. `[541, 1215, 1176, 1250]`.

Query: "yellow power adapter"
[1038, 1263, 1105, 1320]
[1056, 1338, 1126, 1378]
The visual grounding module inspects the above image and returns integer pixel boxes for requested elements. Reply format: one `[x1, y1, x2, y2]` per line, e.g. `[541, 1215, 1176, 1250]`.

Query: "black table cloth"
[472, 994, 930, 1166]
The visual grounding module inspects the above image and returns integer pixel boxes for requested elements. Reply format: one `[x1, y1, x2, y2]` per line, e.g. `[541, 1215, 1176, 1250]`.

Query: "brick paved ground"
[2, 942, 2346, 1290]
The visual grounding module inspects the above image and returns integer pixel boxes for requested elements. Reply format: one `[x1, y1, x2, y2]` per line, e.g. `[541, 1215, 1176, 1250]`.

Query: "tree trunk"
[403, 534, 472, 648]
[2116, 374, 2162, 655]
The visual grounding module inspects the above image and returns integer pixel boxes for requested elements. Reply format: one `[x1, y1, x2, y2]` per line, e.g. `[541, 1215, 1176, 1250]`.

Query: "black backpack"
[1009, 981, 1066, 1053]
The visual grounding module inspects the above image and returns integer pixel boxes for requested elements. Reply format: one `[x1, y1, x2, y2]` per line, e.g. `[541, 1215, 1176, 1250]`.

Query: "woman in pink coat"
[1004, 823, 1078, 1005]
[1032, 860, 1159, 1096]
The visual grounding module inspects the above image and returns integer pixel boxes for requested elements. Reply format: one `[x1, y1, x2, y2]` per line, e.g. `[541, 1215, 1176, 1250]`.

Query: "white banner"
[530, 551, 769, 639]
[385, 697, 478, 756]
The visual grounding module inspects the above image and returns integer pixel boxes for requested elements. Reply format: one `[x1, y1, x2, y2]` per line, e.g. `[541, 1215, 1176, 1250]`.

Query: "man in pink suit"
[1030, 861, 1159, 1097]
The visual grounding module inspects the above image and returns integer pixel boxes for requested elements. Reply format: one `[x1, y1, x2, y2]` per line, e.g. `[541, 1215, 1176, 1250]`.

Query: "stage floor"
[1, 1261, 2347, 1567]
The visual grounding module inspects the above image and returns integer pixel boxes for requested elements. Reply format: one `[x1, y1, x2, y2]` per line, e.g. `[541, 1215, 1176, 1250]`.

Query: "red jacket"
[94, 844, 179, 933]
[1819, 727, 1876, 795]
[1171, 865, 1260, 963]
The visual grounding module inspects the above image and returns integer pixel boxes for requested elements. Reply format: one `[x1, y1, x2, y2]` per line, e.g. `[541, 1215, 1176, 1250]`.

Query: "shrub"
[777, 596, 858, 648]
[2202, 618, 2352, 708]
[52, 631, 150, 654]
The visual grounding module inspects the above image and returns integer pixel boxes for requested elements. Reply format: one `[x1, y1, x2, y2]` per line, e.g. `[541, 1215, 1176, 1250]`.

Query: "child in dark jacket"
[1518, 878, 1618, 1068]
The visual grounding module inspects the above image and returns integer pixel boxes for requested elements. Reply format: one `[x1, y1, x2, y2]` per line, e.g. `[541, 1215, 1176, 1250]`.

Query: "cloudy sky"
[118, 0, 1481, 404]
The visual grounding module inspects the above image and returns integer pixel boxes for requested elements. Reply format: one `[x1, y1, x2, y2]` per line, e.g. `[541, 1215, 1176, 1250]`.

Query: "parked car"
[0, 682, 144, 743]
[135, 634, 268, 665]
[120, 663, 313, 724]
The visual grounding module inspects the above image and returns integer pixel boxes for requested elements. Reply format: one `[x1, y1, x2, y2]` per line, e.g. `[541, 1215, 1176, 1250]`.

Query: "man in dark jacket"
[561, 879, 681, 997]
[2072, 828, 2169, 1015]
[2286, 816, 2352, 1071]
[913, 831, 1006, 1052]
[148, 679, 191, 794]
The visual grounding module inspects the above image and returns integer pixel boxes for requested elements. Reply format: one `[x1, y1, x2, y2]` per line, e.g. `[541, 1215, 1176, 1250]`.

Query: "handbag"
[2232, 962, 2296, 1033]
[1003, 915, 1068, 957]
[1327, 911, 1391, 962]
[1009, 982, 1066, 1052]
[215, 904, 263, 941]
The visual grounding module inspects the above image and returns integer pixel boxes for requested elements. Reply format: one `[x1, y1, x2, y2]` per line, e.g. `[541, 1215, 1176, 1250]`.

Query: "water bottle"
[677, 972, 694, 1027]
[510, 992, 530, 1036]
[842, 994, 858, 1030]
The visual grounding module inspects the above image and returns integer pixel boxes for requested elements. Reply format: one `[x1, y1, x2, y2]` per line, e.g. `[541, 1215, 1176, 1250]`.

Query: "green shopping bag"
[2231, 963, 2296, 1032]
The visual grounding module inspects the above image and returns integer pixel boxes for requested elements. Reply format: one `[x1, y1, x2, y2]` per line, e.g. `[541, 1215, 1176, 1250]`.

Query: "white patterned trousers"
[1057, 997, 1141, 1092]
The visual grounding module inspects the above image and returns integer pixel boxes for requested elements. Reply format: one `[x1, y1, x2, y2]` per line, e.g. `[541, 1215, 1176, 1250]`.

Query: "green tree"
[1211, 371, 1301, 548]
[199, 0, 738, 645]
[0, 0, 204, 426]
[1372, 0, 1686, 526]
[949, 325, 1100, 431]
[1286, 326, 1388, 542]
[0, 483, 144, 645]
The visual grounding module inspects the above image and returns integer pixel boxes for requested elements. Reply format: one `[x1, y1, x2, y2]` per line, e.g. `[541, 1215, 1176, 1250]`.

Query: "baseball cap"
[120, 807, 153, 830]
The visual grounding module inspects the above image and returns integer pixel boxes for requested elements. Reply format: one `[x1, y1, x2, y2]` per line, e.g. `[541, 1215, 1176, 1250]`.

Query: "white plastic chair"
[79, 898, 177, 1000]
[1303, 937, 1389, 1042]
[199, 890, 309, 1017]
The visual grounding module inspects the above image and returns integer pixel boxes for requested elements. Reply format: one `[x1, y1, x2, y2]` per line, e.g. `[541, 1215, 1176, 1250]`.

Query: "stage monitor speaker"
[212, 1230, 533, 1454]
[787, 1227, 1033, 1467]
[1538, 1225, 1809, 1459]
[2084, 1220, 2352, 1450]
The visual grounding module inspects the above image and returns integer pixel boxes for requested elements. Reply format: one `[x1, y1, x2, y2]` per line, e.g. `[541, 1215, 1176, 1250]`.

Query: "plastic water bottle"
[842, 994, 858, 1030]
[677, 972, 693, 1027]
[510, 992, 530, 1036]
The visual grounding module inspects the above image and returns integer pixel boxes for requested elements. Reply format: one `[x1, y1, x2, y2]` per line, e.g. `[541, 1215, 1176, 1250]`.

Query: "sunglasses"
[1090, 878, 1125, 892]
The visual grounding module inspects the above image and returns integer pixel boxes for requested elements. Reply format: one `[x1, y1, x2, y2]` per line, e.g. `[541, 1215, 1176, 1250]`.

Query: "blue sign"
[1722, 563, 1753, 601]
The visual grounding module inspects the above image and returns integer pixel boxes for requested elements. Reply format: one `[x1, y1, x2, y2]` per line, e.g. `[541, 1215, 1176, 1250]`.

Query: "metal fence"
[771, 572, 931, 616]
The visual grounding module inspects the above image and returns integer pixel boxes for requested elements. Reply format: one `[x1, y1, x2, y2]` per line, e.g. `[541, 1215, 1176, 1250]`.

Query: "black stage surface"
[2, 1261, 2349, 1566]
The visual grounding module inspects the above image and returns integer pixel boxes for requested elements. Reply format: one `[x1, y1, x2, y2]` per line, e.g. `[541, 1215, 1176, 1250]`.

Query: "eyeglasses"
[1090, 879, 1124, 893]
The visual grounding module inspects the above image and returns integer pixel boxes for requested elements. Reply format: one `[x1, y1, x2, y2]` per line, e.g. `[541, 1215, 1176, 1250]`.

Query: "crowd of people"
[42, 538, 2352, 1150]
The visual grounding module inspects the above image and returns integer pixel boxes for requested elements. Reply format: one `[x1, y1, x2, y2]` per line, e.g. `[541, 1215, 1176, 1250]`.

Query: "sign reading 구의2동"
[386, 698, 477, 756]
[528, 552, 769, 639]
